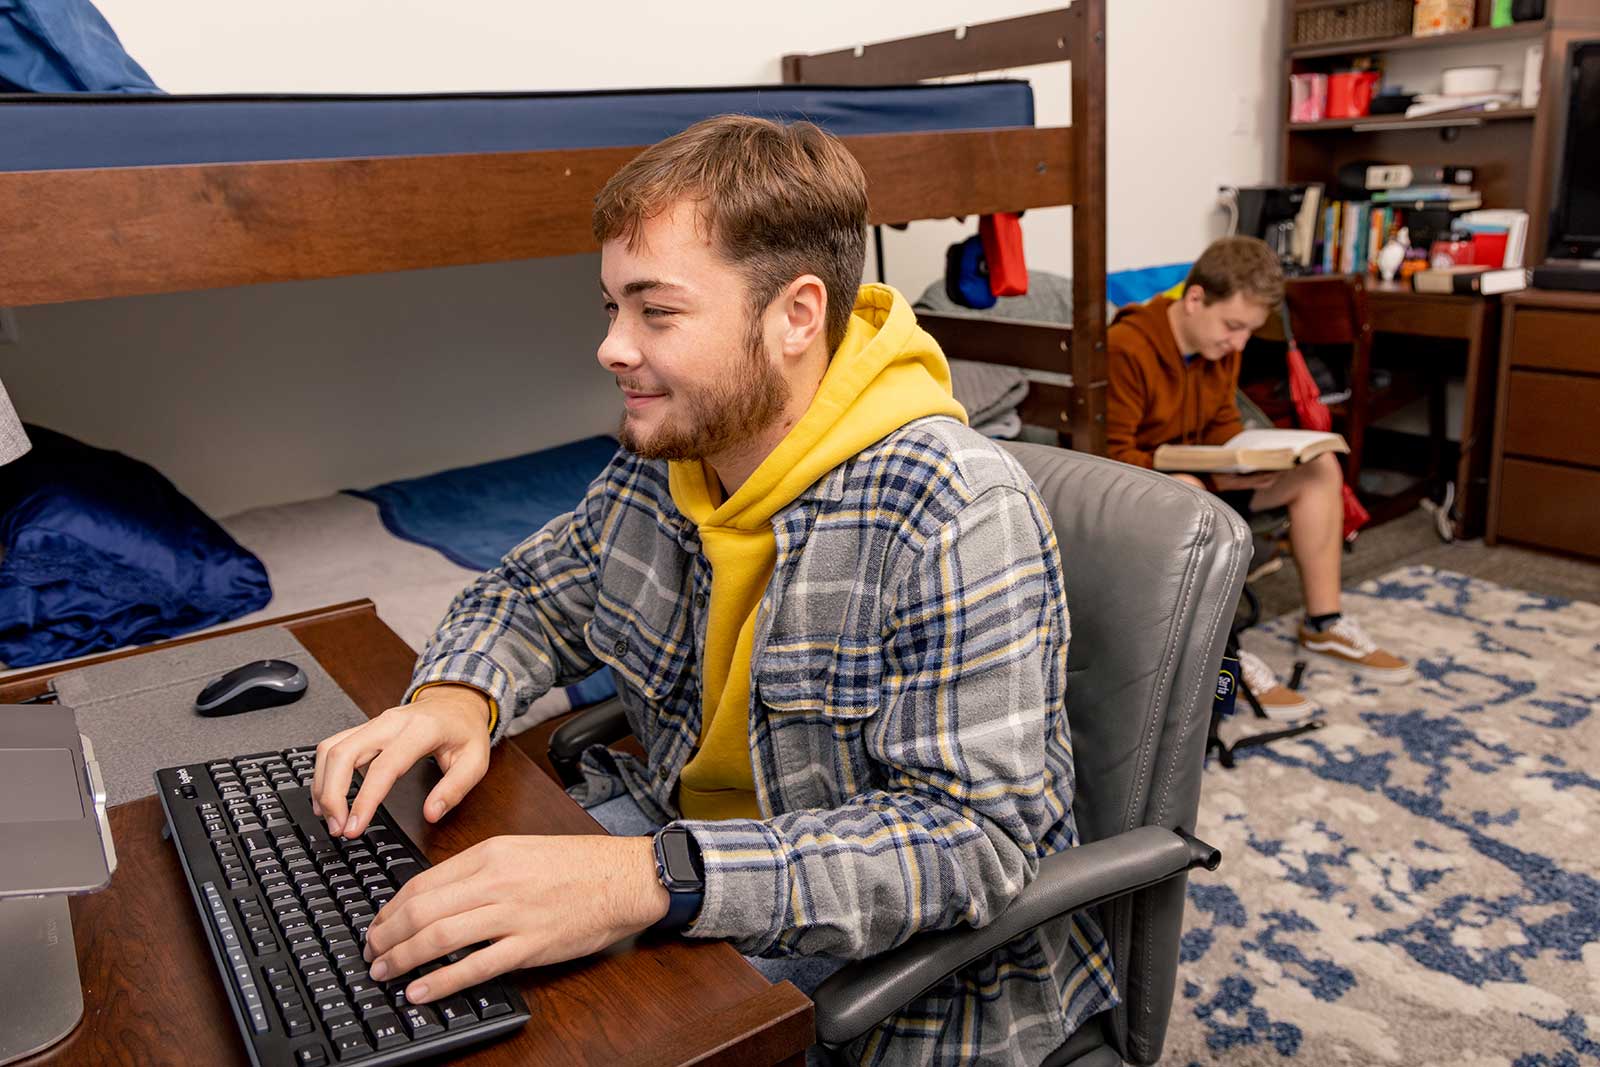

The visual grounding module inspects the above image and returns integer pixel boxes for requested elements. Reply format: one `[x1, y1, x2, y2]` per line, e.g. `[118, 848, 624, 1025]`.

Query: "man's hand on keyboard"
[312, 684, 493, 839]
[361, 834, 671, 1004]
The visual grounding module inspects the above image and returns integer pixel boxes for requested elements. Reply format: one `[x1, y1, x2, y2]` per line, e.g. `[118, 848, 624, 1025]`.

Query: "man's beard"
[617, 320, 790, 462]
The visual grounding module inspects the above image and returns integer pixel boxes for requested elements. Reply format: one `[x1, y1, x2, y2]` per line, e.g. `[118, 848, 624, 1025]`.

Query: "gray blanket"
[915, 271, 1076, 439]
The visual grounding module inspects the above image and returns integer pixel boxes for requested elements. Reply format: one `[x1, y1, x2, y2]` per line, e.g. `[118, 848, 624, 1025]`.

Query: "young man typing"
[1105, 236, 1412, 719]
[310, 115, 1115, 1065]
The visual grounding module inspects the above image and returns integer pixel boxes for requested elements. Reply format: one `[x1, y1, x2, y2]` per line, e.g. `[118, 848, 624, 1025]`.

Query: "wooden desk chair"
[546, 442, 1248, 1065]
[1282, 275, 1375, 489]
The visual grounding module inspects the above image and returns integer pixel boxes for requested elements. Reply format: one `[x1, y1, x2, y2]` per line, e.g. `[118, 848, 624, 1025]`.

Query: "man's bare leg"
[1248, 452, 1343, 617]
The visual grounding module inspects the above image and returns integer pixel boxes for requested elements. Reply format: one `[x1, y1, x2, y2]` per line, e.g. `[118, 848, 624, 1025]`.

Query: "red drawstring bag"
[978, 213, 1028, 297]
[1282, 302, 1369, 541]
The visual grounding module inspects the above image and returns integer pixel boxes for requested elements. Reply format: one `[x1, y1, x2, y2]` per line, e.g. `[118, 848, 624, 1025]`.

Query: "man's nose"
[597, 325, 641, 372]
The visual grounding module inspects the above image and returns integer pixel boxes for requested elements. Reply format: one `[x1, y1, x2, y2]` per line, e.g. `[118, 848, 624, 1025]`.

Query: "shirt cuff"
[671, 818, 789, 953]
[405, 651, 513, 741]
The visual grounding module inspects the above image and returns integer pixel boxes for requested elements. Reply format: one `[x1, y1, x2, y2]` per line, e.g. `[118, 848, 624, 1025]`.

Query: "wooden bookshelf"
[1287, 105, 1536, 132]
[1281, 0, 1600, 264]
[1287, 21, 1545, 60]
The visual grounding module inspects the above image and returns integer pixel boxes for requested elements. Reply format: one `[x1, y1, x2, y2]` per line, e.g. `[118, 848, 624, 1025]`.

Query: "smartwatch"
[649, 825, 705, 933]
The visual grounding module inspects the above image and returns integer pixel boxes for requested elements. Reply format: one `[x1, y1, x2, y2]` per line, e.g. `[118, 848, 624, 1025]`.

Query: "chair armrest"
[547, 698, 631, 787]
[810, 825, 1220, 1048]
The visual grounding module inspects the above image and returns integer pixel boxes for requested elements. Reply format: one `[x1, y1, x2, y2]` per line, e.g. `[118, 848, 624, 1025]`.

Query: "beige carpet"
[1163, 565, 1600, 1066]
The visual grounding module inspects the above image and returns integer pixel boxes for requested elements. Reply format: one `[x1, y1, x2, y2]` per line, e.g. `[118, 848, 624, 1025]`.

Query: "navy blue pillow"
[0, 0, 161, 93]
[0, 426, 271, 667]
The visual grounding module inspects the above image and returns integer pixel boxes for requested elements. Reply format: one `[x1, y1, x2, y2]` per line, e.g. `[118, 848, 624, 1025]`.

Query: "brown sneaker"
[1238, 650, 1319, 722]
[1298, 615, 1414, 684]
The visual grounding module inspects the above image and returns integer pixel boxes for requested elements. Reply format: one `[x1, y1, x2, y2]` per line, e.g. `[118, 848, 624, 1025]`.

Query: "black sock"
[1306, 612, 1341, 632]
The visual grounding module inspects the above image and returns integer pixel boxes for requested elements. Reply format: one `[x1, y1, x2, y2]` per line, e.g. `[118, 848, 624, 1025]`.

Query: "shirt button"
[612, 638, 628, 657]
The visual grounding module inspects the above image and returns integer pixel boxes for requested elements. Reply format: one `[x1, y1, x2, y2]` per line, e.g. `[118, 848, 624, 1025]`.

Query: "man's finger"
[402, 936, 528, 1006]
[310, 723, 364, 818]
[315, 725, 395, 832]
[364, 860, 490, 958]
[423, 746, 489, 823]
[367, 841, 492, 946]
[369, 904, 503, 986]
[343, 740, 426, 838]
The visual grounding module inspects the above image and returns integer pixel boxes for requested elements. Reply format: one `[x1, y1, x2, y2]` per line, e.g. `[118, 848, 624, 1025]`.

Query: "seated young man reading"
[1105, 236, 1412, 718]
[309, 115, 1116, 1065]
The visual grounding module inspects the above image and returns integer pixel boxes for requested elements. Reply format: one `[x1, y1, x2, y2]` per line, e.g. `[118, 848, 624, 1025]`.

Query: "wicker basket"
[1293, 0, 1414, 46]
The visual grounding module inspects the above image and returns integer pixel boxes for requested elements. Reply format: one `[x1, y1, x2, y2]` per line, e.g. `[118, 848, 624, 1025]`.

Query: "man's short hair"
[1183, 236, 1285, 308]
[592, 115, 869, 354]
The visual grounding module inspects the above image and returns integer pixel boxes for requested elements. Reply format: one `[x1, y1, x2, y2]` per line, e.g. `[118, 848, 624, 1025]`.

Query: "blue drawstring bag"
[943, 235, 997, 310]
[0, 0, 160, 93]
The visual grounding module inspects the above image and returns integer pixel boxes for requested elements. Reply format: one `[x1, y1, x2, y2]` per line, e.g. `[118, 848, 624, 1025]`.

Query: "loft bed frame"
[0, 2, 1108, 453]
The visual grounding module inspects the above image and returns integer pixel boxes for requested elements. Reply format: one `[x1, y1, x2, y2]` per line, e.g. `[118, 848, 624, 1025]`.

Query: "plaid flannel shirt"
[408, 416, 1117, 1065]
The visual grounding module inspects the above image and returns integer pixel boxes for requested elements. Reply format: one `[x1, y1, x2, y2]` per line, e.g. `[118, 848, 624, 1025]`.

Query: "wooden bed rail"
[780, 9, 1078, 85]
[782, 3, 1107, 454]
[0, 127, 1070, 309]
[918, 312, 1077, 441]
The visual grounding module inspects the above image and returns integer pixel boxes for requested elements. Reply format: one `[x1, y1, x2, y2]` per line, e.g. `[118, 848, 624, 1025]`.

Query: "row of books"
[1318, 200, 1411, 276]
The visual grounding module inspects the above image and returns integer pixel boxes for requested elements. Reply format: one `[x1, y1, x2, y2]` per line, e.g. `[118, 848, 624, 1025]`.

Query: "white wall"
[3, 0, 1281, 515]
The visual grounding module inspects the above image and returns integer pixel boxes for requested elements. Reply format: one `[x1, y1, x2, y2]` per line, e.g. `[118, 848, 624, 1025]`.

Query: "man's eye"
[644, 307, 674, 319]
[603, 301, 618, 314]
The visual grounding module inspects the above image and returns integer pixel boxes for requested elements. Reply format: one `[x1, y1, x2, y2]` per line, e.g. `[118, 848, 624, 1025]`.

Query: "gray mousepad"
[51, 627, 370, 806]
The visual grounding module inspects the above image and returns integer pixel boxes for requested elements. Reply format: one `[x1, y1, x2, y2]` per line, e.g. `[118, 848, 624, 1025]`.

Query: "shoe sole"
[1299, 640, 1416, 684]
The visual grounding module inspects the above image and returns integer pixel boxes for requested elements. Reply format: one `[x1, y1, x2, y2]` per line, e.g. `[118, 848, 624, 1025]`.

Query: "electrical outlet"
[1232, 93, 1256, 137]
[0, 308, 18, 345]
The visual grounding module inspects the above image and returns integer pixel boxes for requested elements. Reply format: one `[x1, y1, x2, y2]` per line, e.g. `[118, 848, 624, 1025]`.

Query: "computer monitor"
[0, 706, 116, 1065]
[1546, 40, 1600, 261]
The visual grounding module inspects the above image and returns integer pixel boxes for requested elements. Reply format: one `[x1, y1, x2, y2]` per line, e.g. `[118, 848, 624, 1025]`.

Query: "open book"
[1153, 429, 1349, 474]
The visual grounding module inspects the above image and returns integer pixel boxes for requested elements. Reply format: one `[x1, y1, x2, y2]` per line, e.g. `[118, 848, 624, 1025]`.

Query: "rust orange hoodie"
[1104, 295, 1244, 470]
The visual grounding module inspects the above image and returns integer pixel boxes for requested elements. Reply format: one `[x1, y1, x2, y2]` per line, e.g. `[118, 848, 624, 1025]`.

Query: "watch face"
[660, 830, 701, 886]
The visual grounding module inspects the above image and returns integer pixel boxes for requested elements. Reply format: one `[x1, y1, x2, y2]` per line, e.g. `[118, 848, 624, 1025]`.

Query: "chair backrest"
[1002, 442, 1249, 1064]
[1283, 273, 1371, 348]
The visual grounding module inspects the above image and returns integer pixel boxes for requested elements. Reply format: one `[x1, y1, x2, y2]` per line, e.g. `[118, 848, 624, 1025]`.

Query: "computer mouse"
[195, 659, 309, 717]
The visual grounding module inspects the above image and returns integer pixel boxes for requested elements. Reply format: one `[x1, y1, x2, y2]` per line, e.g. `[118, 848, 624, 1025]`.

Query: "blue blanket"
[347, 436, 622, 707]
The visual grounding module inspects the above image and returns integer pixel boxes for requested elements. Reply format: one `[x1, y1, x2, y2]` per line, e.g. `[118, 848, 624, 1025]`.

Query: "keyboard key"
[294, 1046, 327, 1066]
[353, 988, 387, 1014]
[400, 1003, 444, 1040]
[366, 1010, 408, 1050]
[285, 1009, 316, 1038]
[435, 995, 475, 1030]
[319, 1002, 356, 1029]
[385, 859, 419, 885]
[470, 985, 514, 1020]
[332, 1029, 373, 1061]
[307, 975, 343, 1001]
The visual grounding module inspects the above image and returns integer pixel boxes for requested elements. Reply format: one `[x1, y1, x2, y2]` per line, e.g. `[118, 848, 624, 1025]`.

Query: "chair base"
[1207, 633, 1326, 770]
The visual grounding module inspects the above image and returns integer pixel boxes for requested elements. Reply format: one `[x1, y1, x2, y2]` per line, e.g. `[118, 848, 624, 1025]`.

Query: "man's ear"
[1182, 285, 1208, 314]
[777, 275, 829, 358]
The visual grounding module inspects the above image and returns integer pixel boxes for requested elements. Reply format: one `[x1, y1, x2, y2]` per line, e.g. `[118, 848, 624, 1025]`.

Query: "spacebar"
[201, 880, 270, 1034]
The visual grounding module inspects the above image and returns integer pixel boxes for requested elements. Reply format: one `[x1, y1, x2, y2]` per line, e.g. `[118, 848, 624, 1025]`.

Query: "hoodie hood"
[666, 283, 966, 820]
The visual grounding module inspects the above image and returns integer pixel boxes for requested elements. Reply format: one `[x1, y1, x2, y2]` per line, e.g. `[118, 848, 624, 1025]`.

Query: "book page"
[1223, 429, 1346, 455]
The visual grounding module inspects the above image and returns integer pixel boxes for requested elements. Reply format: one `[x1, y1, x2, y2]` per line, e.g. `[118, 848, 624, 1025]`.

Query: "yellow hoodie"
[667, 284, 969, 820]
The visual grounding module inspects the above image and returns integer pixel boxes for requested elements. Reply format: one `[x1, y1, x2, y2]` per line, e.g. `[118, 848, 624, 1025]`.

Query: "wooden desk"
[1487, 289, 1600, 559]
[4, 601, 812, 1067]
[1362, 281, 1502, 538]
[1268, 279, 1501, 537]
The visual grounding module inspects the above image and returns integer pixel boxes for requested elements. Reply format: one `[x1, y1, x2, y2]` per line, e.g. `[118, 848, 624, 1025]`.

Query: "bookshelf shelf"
[1287, 22, 1545, 60]
[1288, 106, 1537, 132]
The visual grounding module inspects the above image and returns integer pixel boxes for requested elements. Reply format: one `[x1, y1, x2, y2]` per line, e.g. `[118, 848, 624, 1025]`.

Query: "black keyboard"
[156, 747, 529, 1066]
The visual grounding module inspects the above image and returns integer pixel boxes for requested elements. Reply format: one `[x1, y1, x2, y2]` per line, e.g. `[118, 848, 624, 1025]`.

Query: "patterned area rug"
[1164, 565, 1600, 1067]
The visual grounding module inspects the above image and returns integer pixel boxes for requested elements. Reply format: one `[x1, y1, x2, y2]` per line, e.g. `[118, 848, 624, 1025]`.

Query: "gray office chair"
[550, 442, 1250, 1065]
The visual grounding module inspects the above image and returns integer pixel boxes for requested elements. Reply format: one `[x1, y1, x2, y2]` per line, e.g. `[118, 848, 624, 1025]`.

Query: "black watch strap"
[649, 826, 705, 933]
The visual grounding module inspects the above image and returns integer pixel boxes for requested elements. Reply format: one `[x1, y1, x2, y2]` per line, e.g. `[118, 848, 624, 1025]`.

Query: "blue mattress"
[0, 81, 1033, 172]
